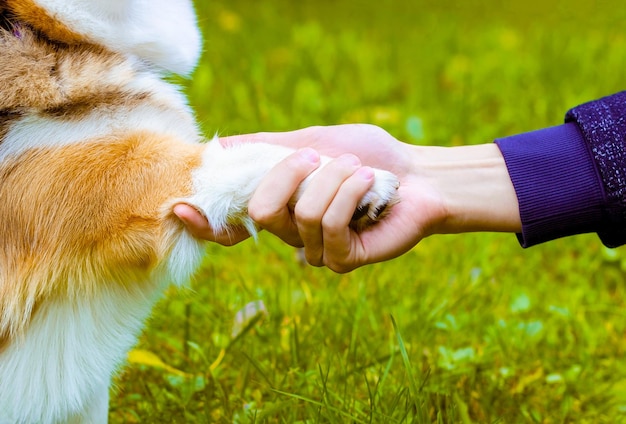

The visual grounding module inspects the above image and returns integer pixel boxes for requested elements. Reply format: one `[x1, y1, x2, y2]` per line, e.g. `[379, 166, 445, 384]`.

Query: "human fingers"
[248, 148, 321, 247]
[325, 180, 433, 272]
[294, 154, 362, 266]
[173, 204, 250, 246]
[311, 166, 376, 272]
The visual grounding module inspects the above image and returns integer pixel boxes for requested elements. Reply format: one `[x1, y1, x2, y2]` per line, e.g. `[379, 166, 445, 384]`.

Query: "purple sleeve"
[565, 92, 626, 247]
[495, 91, 626, 247]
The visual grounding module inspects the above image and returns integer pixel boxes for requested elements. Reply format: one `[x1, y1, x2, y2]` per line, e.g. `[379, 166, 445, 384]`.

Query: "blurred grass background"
[110, 0, 626, 422]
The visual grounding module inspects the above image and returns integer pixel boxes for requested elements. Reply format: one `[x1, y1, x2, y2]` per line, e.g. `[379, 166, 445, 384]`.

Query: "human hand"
[172, 143, 325, 247]
[243, 125, 440, 272]
[173, 124, 428, 259]
[175, 124, 519, 273]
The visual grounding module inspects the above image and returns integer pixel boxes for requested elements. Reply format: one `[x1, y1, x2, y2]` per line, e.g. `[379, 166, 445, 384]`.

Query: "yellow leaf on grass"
[511, 367, 544, 394]
[127, 349, 189, 377]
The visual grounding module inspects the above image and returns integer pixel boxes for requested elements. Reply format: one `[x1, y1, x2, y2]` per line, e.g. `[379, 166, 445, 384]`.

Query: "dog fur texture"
[0, 1, 399, 422]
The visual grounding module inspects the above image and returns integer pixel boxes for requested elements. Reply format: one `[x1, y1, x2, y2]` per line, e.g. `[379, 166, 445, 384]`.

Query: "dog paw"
[350, 169, 399, 232]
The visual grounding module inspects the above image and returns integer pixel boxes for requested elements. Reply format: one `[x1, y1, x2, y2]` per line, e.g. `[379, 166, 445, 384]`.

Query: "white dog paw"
[350, 169, 399, 231]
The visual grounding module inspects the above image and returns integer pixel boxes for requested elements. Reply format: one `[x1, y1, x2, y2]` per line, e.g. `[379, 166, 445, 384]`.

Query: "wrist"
[415, 144, 521, 235]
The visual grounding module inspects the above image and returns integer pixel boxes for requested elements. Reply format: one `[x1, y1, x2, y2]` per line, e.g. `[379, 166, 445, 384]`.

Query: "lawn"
[109, 1, 626, 422]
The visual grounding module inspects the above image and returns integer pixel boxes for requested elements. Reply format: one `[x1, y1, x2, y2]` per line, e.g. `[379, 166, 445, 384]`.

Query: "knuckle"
[304, 249, 323, 267]
[334, 153, 361, 168]
[326, 260, 353, 274]
[320, 213, 343, 233]
[248, 199, 276, 224]
[274, 153, 319, 185]
[285, 155, 312, 174]
[289, 239, 305, 249]
[293, 203, 320, 226]
[360, 123, 389, 137]
[303, 125, 324, 136]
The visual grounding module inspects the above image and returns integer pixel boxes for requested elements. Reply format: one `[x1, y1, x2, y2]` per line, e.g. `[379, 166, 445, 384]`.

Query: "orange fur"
[0, 115, 17, 142]
[0, 25, 143, 115]
[0, 132, 202, 344]
[0, 3, 400, 419]
[0, 29, 61, 110]
[0, 4, 204, 353]
[5, 0, 85, 44]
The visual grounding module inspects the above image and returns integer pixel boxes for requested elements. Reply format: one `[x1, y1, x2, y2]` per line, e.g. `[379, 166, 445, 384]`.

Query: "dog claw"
[349, 170, 399, 232]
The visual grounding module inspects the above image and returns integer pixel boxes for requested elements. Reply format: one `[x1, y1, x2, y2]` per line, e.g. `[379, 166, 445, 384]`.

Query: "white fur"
[0, 226, 206, 424]
[0, 2, 205, 421]
[186, 140, 399, 238]
[0, 94, 199, 164]
[164, 230, 207, 288]
[0, 1, 399, 422]
[34, 0, 201, 74]
[187, 140, 295, 236]
[0, 282, 164, 424]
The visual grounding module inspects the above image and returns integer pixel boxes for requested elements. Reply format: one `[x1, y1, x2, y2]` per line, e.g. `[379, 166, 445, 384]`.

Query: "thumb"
[173, 204, 250, 246]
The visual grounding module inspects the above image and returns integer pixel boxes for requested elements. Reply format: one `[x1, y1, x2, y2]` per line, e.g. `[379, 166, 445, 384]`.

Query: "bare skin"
[174, 124, 521, 273]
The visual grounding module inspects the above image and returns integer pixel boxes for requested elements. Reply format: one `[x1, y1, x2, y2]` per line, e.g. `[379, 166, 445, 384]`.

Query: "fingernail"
[339, 153, 361, 167]
[355, 166, 375, 181]
[173, 205, 187, 221]
[298, 147, 320, 164]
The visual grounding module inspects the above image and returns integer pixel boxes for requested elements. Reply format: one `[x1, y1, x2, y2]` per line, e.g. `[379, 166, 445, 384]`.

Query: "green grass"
[109, 1, 626, 422]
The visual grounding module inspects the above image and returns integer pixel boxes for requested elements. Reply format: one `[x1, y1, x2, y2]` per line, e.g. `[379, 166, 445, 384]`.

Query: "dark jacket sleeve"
[495, 91, 626, 247]
[565, 92, 626, 247]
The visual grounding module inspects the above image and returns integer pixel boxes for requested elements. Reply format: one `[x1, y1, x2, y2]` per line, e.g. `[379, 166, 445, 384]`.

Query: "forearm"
[415, 144, 521, 235]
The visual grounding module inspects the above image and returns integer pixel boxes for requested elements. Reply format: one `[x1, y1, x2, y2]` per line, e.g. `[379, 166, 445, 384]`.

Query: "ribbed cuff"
[495, 123, 607, 247]
[566, 92, 626, 247]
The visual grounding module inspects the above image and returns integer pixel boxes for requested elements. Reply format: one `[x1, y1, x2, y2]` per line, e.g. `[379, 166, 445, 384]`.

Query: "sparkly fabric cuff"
[566, 91, 626, 247]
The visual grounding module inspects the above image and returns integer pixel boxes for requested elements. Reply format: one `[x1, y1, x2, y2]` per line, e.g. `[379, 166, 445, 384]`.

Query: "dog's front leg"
[67, 379, 110, 424]
[182, 139, 399, 238]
